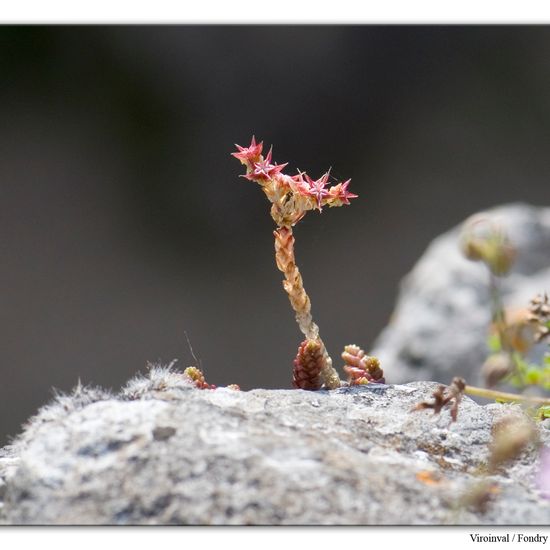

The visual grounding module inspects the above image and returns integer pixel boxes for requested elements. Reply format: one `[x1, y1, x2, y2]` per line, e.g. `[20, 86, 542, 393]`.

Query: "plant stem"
[273, 226, 341, 389]
[489, 272, 510, 352]
[465, 384, 550, 406]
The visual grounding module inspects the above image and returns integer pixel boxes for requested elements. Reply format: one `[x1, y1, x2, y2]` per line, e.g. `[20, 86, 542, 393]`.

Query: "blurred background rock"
[0, 26, 549, 445]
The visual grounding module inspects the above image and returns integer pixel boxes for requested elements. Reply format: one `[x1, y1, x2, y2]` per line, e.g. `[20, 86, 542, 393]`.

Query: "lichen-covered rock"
[0, 367, 548, 525]
[372, 203, 550, 385]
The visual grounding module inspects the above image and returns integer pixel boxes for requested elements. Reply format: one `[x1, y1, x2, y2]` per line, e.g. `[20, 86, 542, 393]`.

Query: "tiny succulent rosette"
[342, 344, 385, 385]
[183, 366, 212, 389]
[292, 339, 325, 391]
[183, 366, 240, 391]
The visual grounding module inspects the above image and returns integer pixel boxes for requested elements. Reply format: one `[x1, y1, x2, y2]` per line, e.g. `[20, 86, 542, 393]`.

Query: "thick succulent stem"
[274, 226, 341, 389]
[273, 226, 316, 338]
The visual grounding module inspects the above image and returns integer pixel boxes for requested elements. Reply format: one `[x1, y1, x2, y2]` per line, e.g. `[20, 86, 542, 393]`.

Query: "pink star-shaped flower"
[232, 136, 263, 165]
[244, 146, 288, 182]
[305, 171, 331, 210]
[327, 179, 358, 206]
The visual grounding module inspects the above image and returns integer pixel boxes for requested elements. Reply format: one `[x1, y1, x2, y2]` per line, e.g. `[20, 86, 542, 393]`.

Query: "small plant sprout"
[292, 339, 324, 390]
[182, 332, 240, 391]
[342, 345, 385, 385]
[182, 366, 240, 391]
[461, 216, 517, 278]
[412, 377, 466, 422]
[458, 216, 550, 413]
[461, 216, 516, 362]
[233, 136, 379, 390]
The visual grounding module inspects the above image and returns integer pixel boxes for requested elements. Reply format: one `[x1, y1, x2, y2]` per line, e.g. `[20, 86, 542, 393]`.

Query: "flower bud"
[481, 352, 514, 388]
[460, 216, 516, 276]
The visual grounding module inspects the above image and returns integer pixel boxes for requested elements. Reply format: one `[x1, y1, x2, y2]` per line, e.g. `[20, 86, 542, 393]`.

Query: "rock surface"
[0, 366, 548, 525]
[371, 203, 550, 386]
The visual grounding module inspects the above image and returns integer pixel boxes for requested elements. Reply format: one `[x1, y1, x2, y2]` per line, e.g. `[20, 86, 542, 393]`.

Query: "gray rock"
[0, 366, 548, 525]
[372, 203, 550, 386]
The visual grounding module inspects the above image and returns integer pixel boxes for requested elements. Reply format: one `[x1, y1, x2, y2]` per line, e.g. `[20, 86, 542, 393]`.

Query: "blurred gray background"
[1, 26, 549, 445]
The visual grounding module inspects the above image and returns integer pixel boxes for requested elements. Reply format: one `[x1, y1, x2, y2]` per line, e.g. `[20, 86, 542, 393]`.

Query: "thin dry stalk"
[274, 226, 340, 389]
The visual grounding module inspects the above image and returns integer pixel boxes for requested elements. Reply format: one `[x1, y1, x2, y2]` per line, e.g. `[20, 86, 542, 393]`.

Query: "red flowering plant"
[233, 136, 382, 390]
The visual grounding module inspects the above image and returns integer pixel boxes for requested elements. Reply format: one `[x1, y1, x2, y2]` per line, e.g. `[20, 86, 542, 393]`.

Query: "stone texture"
[371, 203, 550, 386]
[0, 366, 548, 525]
